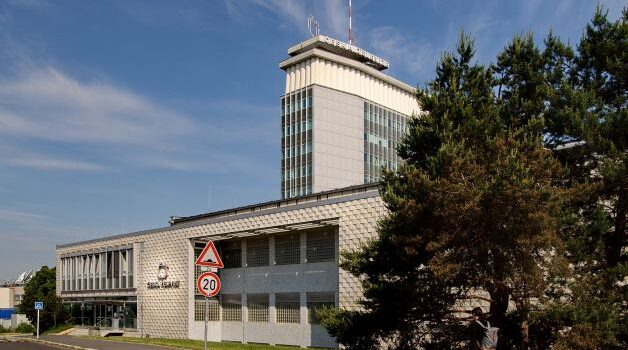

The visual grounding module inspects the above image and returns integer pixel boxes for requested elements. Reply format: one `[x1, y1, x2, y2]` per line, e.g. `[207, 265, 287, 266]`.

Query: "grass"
[82, 336, 303, 350]
[44, 323, 74, 335]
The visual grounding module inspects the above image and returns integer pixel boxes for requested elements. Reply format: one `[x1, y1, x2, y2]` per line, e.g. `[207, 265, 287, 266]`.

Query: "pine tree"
[320, 7, 626, 350]
[320, 33, 568, 349]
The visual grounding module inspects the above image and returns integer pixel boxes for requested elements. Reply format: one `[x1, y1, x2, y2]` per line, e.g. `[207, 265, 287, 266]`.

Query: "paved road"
[0, 338, 58, 350]
[39, 335, 174, 350]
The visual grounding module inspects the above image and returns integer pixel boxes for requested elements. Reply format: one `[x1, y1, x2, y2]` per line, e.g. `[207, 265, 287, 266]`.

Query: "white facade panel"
[56, 185, 385, 348]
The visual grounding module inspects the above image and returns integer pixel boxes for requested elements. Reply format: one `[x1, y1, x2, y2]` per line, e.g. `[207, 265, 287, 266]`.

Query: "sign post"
[34, 301, 43, 339]
[195, 241, 223, 350]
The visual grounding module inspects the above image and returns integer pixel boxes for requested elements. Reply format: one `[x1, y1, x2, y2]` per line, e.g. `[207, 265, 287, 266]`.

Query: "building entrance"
[64, 298, 137, 329]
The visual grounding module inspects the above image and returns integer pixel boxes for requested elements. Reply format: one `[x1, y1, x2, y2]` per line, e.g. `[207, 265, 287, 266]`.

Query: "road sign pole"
[204, 297, 208, 350]
[36, 309, 39, 339]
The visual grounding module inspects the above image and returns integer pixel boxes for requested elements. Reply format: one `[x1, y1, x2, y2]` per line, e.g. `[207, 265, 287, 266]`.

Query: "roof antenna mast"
[308, 14, 320, 37]
[348, 0, 355, 45]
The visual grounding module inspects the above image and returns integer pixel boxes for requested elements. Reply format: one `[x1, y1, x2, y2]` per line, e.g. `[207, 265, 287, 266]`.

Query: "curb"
[21, 337, 98, 350]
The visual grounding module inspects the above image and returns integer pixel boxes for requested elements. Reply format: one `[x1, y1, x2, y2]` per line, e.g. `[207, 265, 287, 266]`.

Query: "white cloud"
[0, 66, 279, 175]
[369, 26, 435, 79]
[0, 208, 49, 223]
[224, 0, 348, 40]
[8, 157, 106, 172]
[0, 68, 194, 149]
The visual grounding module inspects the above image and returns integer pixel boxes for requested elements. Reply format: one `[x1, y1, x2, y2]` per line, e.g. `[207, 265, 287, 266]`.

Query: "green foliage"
[319, 5, 626, 350]
[17, 266, 68, 332]
[43, 323, 74, 335]
[13, 322, 35, 334]
[0, 325, 8, 334]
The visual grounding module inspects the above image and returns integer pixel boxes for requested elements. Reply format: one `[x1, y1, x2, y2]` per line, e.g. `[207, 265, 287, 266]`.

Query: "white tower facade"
[280, 35, 420, 198]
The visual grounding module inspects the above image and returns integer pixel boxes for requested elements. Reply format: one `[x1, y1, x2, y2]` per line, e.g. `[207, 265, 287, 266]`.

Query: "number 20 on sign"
[196, 271, 221, 297]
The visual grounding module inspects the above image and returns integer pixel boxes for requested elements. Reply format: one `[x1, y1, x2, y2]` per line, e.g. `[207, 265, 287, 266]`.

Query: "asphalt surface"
[0, 335, 178, 350]
[39, 335, 178, 350]
[0, 338, 58, 350]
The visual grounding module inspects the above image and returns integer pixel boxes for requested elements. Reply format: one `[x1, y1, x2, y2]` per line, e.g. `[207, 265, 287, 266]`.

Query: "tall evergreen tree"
[321, 33, 568, 350]
[320, 7, 626, 350]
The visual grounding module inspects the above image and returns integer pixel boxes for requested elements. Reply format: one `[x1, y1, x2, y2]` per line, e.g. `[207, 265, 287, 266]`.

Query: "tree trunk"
[520, 318, 529, 350]
[607, 192, 626, 267]
[516, 299, 530, 350]
[489, 284, 510, 350]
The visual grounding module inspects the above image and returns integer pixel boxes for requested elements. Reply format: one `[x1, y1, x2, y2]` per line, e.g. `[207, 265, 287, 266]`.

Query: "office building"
[57, 184, 384, 347]
[55, 35, 419, 348]
[280, 35, 419, 198]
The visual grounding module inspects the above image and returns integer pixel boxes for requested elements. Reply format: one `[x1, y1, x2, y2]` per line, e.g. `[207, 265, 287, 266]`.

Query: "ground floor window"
[194, 296, 219, 321]
[221, 294, 242, 322]
[63, 297, 137, 329]
[276, 293, 300, 323]
[247, 294, 269, 322]
[307, 292, 335, 324]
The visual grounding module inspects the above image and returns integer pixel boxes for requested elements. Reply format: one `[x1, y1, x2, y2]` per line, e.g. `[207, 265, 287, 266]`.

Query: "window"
[94, 255, 100, 290]
[121, 251, 127, 289]
[276, 293, 300, 323]
[247, 294, 269, 322]
[194, 297, 219, 321]
[246, 237, 269, 267]
[307, 293, 335, 324]
[306, 230, 335, 263]
[220, 241, 242, 268]
[275, 234, 300, 265]
[221, 294, 242, 322]
[127, 250, 134, 288]
[113, 251, 120, 289]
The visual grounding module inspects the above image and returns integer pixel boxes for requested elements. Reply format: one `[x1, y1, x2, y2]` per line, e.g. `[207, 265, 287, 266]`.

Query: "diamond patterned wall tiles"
[56, 186, 385, 339]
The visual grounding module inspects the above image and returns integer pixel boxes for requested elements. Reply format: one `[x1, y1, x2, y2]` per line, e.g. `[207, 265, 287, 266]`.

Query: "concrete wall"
[0, 288, 13, 308]
[57, 186, 386, 347]
[312, 85, 364, 193]
[283, 52, 419, 117]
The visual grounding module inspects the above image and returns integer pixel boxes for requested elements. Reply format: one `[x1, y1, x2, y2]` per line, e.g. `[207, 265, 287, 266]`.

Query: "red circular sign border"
[196, 271, 221, 297]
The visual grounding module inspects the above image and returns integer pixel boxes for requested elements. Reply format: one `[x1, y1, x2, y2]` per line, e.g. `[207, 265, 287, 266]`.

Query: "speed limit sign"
[197, 272, 221, 297]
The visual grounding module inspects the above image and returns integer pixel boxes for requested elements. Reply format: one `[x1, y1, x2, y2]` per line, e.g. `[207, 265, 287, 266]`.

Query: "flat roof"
[171, 183, 378, 225]
[287, 35, 389, 71]
[56, 183, 380, 249]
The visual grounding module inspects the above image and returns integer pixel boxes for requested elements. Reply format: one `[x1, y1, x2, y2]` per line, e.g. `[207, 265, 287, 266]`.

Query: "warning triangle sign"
[195, 241, 224, 268]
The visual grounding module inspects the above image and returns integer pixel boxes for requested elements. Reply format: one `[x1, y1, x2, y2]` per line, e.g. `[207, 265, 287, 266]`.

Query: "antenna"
[307, 14, 319, 37]
[348, 0, 354, 45]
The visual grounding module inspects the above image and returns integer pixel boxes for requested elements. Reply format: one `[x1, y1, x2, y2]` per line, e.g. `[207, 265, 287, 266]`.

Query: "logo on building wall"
[157, 262, 169, 280]
[147, 262, 180, 289]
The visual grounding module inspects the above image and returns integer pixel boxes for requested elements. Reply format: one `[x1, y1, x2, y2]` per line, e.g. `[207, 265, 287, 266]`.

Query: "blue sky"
[0, 0, 624, 281]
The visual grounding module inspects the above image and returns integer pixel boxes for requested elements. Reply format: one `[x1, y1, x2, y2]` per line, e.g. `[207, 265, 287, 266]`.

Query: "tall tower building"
[279, 35, 420, 198]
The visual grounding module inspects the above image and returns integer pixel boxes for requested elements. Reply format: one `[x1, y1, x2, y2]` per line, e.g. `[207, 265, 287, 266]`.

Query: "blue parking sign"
[34, 302, 43, 310]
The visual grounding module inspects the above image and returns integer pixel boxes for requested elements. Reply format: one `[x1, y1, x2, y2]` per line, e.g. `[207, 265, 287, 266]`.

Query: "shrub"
[14, 322, 35, 333]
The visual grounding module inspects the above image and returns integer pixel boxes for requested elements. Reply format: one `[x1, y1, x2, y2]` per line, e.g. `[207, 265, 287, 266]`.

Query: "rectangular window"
[306, 230, 335, 263]
[275, 233, 300, 265]
[246, 237, 269, 267]
[121, 251, 128, 289]
[307, 292, 335, 324]
[128, 249, 134, 288]
[88, 255, 93, 290]
[221, 241, 242, 268]
[194, 297, 220, 321]
[221, 294, 242, 322]
[113, 251, 120, 289]
[82, 256, 88, 290]
[94, 255, 100, 290]
[247, 294, 269, 323]
[276, 293, 300, 324]
[101, 253, 107, 290]
[61, 259, 66, 291]
[71, 257, 76, 291]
